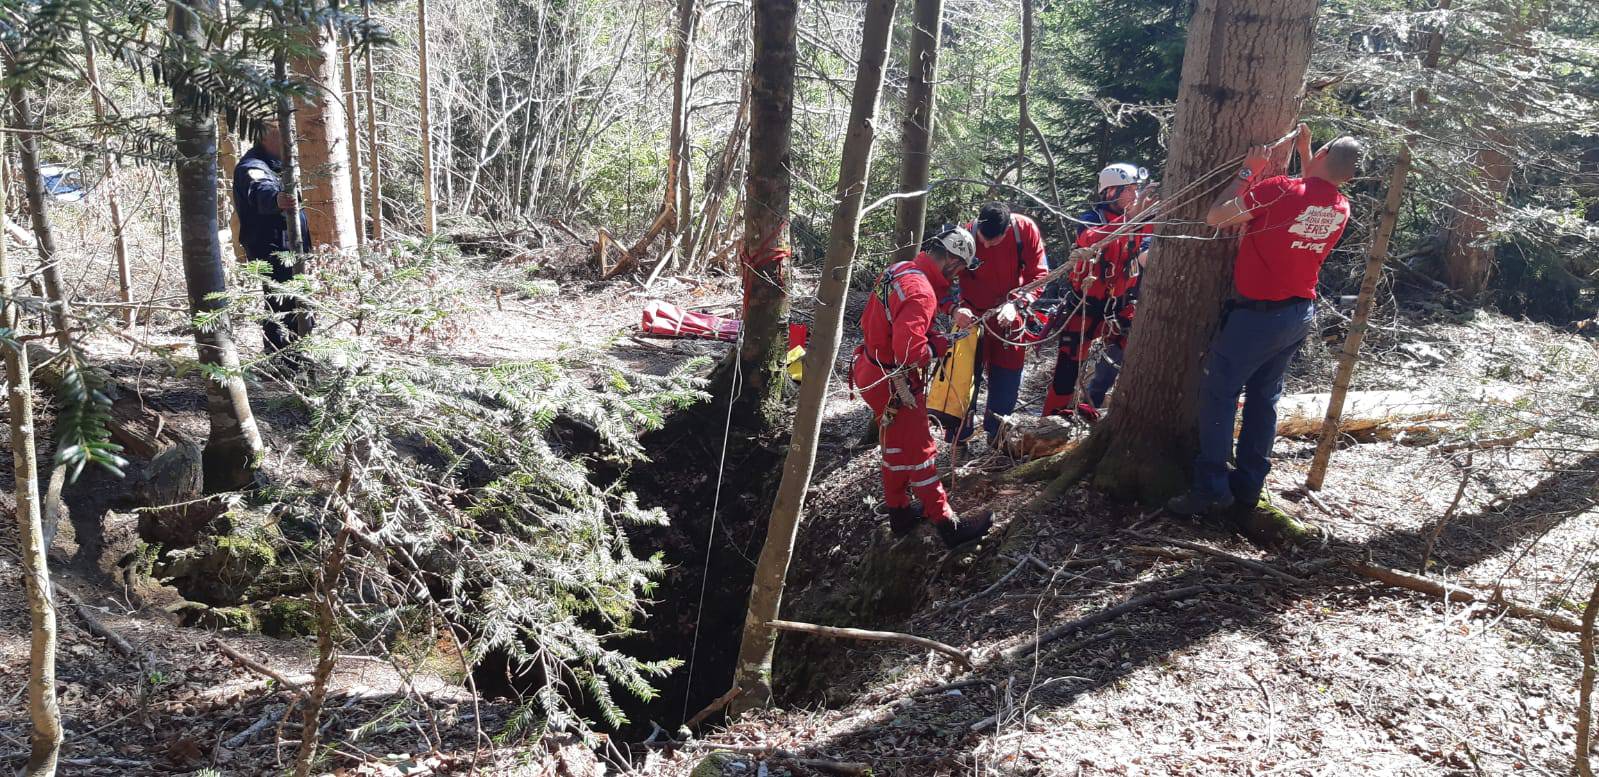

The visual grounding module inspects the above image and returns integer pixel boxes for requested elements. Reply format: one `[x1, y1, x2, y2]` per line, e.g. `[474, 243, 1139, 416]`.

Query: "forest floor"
[0, 241, 1595, 776]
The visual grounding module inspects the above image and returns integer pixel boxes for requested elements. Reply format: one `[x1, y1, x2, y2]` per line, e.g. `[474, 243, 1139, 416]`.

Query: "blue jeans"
[1087, 343, 1123, 408]
[1192, 301, 1314, 502]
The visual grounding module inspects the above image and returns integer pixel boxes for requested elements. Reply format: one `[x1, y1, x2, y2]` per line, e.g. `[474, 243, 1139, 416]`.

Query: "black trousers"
[259, 256, 313, 354]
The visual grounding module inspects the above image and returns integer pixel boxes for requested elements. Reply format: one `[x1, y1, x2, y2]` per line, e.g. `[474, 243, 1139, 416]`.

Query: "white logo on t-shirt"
[1288, 205, 1346, 241]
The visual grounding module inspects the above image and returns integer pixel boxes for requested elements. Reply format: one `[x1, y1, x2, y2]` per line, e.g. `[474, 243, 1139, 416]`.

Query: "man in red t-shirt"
[1169, 126, 1361, 517]
[937, 202, 1050, 444]
[853, 226, 993, 549]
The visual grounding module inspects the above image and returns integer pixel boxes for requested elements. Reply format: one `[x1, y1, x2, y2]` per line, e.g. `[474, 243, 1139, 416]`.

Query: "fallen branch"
[682, 686, 741, 730]
[223, 704, 288, 748]
[1578, 576, 1599, 777]
[674, 742, 869, 776]
[1126, 531, 1307, 585]
[1348, 561, 1583, 632]
[1003, 585, 1246, 661]
[946, 554, 1037, 610]
[53, 584, 147, 663]
[212, 639, 310, 691]
[768, 619, 972, 670]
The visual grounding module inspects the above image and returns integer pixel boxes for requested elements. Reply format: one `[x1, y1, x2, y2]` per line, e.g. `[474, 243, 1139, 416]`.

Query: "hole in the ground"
[470, 407, 785, 738]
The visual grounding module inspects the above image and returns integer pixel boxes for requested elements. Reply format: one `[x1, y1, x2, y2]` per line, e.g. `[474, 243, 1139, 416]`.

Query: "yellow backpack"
[926, 328, 979, 419]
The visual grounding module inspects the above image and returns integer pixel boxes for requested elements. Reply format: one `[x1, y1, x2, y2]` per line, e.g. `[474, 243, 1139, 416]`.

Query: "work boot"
[934, 510, 993, 549]
[1164, 490, 1235, 518]
[885, 504, 923, 537]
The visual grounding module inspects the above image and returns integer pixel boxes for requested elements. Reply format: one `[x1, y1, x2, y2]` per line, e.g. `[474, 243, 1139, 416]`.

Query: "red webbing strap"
[739, 222, 792, 317]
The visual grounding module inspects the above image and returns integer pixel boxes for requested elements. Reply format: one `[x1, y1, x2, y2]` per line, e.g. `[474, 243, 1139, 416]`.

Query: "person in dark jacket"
[233, 120, 313, 354]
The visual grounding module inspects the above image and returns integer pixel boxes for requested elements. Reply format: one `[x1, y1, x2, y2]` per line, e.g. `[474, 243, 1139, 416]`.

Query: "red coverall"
[1044, 212, 1150, 416]
[851, 253, 954, 521]
[952, 214, 1050, 439]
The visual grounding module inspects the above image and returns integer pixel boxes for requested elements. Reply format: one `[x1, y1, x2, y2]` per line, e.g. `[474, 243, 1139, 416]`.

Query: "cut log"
[24, 344, 191, 460]
[999, 389, 1523, 463]
[1348, 561, 1583, 632]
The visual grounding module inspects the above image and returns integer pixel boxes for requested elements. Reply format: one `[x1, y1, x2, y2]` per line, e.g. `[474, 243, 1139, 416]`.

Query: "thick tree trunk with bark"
[729, 0, 897, 716]
[711, 0, 798, 429]
[1443, 146, 1509, 296]
[892, 0, 943, 263]
[1, 113, 63, 777]
[417, 0, 437, 235]
[1069, 0, 1321, 503]
[217, 119, 249, 265]
[291, 23, 358, 252]
[172, 0, 266, 493]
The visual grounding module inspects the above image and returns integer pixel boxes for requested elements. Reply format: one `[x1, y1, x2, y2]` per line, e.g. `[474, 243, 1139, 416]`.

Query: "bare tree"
[1016, 0, 1034, 179]
[363, 0, 384, 242]
[0, 106, 63, 777]
[417, 0, 437, 235]
[81, 23, 135, 328]
[172, 0, 267, 492]
[892, 0, 943, 263]
[1059, 0, 1322, 503]
[1580, 573, 1599, 777]
[341, 38, 367, 248]
[730, 0, 898, 716]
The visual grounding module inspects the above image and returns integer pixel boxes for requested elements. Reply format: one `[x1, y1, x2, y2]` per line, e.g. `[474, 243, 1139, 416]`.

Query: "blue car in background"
[38, 163, 85, 202]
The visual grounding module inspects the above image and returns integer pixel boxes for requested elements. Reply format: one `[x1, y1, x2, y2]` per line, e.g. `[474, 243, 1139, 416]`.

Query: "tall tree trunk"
[172, 0, 266, 492]
[711, 0, 798, 429]
[1016, 0, 1034, 181]
[217, 118, 250, 265]
[340, 40, 366, 249]
[892, 0, 943, 263]
[0, 110, 63, 777]
[729, 0, 897, 716]
[81, 27, 134, 328]
[10, 86, 76, 357]
[1065, 0, 1321, 502]
[417, 0, 437, 235]
[291, 22, 358, 251]
[363, 0, 384, 242]
[1579, 575, 1599, 777]
[1304, 145, 1412, 490]
[668, 0, 699, 265]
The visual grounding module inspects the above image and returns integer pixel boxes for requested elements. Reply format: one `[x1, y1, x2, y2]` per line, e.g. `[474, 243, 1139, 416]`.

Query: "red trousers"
[851, 353, 951, 520]
[1045, 294, 1135, 415]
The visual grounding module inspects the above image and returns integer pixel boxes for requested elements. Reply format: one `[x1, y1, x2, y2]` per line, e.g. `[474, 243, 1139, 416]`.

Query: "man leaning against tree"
[1167, 124, 1362, 517]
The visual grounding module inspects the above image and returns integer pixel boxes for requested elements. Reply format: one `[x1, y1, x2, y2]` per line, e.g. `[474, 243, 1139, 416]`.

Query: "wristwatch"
[1237, 167, 1255, 181]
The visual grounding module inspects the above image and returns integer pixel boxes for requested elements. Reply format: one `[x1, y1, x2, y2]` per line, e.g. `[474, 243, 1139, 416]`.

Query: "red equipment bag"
[640, 300, 741, 342]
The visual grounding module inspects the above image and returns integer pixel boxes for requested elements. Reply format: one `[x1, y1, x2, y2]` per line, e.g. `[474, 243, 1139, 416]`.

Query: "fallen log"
[999, 388, 1526, 464]
[769, 619, 973, 670]
[1348, 561, 1583, 632]
[24, 343, 189, 460]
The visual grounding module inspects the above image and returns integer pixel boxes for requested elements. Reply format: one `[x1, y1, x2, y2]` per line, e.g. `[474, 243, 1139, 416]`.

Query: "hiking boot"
[886, 504, 923, 537]
[934, 510, 993, 549]
[1164, 490, 1235, 518]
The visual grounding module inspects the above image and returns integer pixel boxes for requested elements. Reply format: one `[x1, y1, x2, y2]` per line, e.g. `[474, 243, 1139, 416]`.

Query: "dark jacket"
[233, 145, 311, 273]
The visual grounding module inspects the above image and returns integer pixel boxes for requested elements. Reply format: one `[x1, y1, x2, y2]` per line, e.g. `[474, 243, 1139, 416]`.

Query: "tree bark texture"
[0, 106, 63, 777]
[665, 0, 699, 264]
[1016, 0, 1034, 180]
[892, 0, 943, 263]
[363, 0, 384, 242]
[10, 85, 77, 355]
[82, 27, 135, 328]
[1304, 144, 1412, 490]
[291, 21, 359, 252]
[172, 0, 266, 492]
[714, 0, 798, 429]
[417, 0, 437, 235]
[217, 118, 249, 265]
[1077, 0, 1321, 503]
[729, 0, 897, 716]
[340, 39, 366, 248]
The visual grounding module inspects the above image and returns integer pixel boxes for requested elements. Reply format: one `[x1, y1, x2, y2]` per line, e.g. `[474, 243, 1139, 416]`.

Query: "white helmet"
[933, 226, 977, 264]
[1098, 163, 1149, 193]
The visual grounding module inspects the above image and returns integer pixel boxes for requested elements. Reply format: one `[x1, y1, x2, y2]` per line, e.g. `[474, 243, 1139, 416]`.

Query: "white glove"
[997, 302, 1019, 327]
[953, 307, 976, 331]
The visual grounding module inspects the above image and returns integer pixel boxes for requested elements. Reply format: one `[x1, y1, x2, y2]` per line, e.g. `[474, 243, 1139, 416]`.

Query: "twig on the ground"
[1576, 576, 1599, 777]
[912, 677, 993, 697]
[947, 554, 1038, 609]
[1348, 561, 1583, 632]
[1420, 452, 1473, 573]
[1126, 531, 1307, 584]
[224, 704, 288, 748]
[211, 639, 311, 691]
[769, 620, 973, 670]
[643, 740, 869, 775]
[54, 583, 147, 663]
[1002, 585, 1248, 661]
